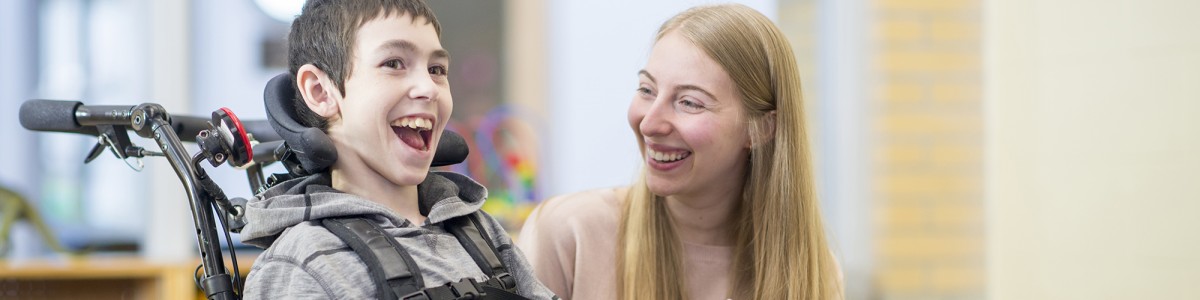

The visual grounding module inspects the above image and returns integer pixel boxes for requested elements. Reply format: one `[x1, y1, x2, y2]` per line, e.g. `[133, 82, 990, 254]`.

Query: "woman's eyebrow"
[675, 84, 718, 101]
[638, 70, 656, 83]
[640, 70, 718, 100]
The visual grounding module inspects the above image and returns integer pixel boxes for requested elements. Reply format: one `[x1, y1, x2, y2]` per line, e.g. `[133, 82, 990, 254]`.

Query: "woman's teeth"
[647, 148, 689, 162]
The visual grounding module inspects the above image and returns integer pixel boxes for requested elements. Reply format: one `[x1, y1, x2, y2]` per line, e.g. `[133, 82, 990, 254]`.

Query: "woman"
[518, 4, 841, 300]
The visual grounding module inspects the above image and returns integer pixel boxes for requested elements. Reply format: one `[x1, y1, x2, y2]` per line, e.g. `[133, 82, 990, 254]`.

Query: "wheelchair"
[19, 73, 470, 300]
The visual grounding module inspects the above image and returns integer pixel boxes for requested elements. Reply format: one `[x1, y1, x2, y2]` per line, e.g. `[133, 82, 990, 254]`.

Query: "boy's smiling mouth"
[391, 116, 434, 151]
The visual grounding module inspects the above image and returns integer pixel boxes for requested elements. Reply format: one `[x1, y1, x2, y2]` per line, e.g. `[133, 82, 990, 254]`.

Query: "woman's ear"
[747, 110, 777, 149]
[296, 64, 341, 119]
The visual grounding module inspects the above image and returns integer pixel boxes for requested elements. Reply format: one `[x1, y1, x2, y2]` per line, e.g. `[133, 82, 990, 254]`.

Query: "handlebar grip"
[19, 100, 95, 134]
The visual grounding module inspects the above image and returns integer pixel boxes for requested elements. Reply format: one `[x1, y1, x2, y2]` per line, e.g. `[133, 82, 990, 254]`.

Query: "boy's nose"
[408, 73, 438, 101]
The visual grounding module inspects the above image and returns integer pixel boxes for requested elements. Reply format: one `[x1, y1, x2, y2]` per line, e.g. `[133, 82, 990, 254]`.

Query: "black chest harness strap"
[321, 214, 528, 300]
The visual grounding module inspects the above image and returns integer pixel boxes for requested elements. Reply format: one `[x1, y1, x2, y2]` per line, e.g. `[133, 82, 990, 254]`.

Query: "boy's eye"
[429, 65, 448, 76]
[382, 59, 406, 70]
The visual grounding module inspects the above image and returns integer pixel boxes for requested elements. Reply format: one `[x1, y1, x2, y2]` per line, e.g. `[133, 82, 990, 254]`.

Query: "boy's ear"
[746, 110, 777, 149]
[296, 64, 341, 119]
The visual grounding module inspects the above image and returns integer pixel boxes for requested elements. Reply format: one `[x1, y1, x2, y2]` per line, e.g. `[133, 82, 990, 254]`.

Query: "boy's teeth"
[394, 117, 433, 130]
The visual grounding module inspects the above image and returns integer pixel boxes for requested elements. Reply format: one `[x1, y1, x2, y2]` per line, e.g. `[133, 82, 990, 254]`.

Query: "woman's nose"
[639, 98, 673, 137]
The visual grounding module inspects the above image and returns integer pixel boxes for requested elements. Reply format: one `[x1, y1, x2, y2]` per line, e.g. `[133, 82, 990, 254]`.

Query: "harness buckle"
[447, 278, 484, 299]
[400, 292, 431, 300]
[490, 273, 516, 290]
[401, 278, 486, 300]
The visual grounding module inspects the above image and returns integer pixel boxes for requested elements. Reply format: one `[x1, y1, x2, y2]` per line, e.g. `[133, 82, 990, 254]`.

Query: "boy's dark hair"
[287, 0, 442, 130]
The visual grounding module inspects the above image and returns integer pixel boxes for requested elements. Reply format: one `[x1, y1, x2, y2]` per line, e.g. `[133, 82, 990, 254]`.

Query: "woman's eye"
[382, 59, 406, 70]
[676, 99, 706, 113]
[429, 65, 448, 76]
[636, 87, 654, 96]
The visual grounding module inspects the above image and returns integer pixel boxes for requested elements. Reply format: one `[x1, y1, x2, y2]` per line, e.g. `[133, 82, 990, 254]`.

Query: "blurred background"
[1, 0, 1197, 299]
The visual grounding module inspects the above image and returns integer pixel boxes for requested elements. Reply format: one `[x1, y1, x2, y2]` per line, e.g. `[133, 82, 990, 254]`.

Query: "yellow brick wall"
[871, 0, 983, 298]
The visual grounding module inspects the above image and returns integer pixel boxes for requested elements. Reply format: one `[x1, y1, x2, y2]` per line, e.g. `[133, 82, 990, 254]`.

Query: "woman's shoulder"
[517, 188, 627, 299]
[537, 187, 625, 220]
[521, 187, 626, 238]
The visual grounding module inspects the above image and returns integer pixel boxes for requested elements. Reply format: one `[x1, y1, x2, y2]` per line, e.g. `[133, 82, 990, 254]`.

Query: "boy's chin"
[385, 170, 430, 187]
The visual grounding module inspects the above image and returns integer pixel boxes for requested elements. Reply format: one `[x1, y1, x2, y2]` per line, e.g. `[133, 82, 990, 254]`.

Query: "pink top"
[517, 188, 735, 300]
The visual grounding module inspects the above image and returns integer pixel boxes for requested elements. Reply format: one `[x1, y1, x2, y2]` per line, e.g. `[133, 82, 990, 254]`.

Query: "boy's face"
[327, 13, 452, 186]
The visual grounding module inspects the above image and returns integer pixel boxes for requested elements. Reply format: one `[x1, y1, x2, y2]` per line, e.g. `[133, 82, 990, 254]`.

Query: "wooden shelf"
[1, 254, 254, 300]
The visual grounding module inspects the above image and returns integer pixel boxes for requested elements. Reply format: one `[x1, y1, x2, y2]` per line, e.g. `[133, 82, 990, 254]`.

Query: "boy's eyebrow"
[377, 39, 451, 61]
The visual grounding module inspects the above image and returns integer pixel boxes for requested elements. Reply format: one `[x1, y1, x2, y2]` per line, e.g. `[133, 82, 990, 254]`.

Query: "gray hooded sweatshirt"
[239, 171, 557, 299]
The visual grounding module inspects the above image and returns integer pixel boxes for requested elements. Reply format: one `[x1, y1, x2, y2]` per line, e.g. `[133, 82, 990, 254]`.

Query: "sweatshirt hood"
[239, 171, 488, 248]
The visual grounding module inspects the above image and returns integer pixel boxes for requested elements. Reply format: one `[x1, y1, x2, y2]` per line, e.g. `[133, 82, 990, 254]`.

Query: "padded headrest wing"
[433, 128, 469, 167]
[264, 73, 338, 173]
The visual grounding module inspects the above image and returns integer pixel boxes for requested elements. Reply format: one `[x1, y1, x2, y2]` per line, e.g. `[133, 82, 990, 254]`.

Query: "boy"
[239, 0, 555, 299]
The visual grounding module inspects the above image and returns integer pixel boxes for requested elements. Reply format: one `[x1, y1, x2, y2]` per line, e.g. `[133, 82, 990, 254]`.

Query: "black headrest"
[263, 73, 468, 173]
[264, 73, 339, 173]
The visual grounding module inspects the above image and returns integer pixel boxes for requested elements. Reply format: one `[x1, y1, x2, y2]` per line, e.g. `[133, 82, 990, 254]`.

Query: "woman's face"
[628, 31, 752, 199]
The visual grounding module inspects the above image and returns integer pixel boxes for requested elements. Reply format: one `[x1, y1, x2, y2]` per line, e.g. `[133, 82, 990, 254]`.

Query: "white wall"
[985, 0, 1200, 298]
[0, 0, 37, 195]
[192, 0, 282, 122]
[143, 0, 196, 262]
[545, 0, 777, 197]
[191, 0, 289, 203]
[814, 0, 871, 297]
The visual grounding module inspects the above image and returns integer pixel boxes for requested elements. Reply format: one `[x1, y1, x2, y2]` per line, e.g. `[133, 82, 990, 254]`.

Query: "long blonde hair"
[617, 4, 842, 299]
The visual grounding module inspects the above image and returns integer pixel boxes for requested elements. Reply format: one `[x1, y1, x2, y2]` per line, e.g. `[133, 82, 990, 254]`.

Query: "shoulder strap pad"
[322, 217, 424, 299]
[444, 213, 517, 292]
